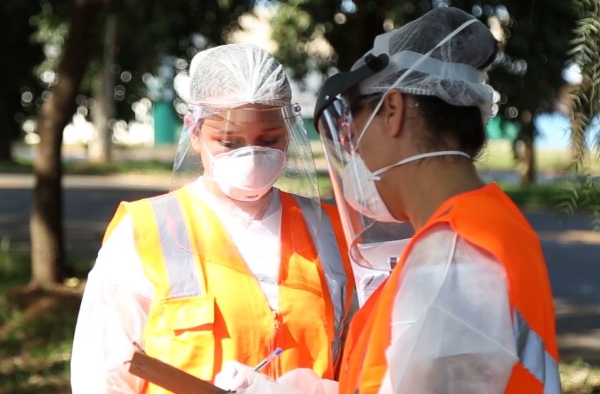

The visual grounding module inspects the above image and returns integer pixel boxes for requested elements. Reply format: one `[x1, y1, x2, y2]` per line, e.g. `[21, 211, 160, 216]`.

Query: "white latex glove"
[214, 361, 265, 391]
[243, 377, 304, 394]
[277, 369, 338, 394]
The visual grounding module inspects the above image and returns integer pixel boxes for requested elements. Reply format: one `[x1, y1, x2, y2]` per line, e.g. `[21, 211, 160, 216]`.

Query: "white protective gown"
[71, 179, 284, 393]
[239, 223, 518, 394]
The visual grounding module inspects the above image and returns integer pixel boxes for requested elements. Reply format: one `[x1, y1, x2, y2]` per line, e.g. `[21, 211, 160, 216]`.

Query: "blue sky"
[534, 112, 599, 150]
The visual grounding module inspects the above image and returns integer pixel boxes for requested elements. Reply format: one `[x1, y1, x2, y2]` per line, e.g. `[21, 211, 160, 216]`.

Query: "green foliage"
[30, 0, 72, 75]
[0, 238, 30, 288]
[270, 0, 406, 81]
[0, 159, 34, 173]
[270, 1, 578, 183]
[0, 294, 75, 393]
[0, 0, 46, 140]
[557, 0, 600, 228]
[494, 182, 600, 215]
[270, 2, 319, 82]
[483, 0, 577, 121]
[99, 0, 256, 119]
[0, 157, 173, 175]
[63, 159, 173, 175]
[557, 175, 600, 231]
[568, 0, 600, 157]
[561, 359, 600, 393]
[17, 0, 258, 126]
[501, 182, 564, 208]
[270, 0, 577, 111]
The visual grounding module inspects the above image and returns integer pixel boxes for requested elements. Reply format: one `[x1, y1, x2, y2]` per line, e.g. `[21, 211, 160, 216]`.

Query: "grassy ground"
[0, 158, 173, 176]
[561, 361, 600, 394]
[476, 140, 600, 173]
[0, 249, 81, 394]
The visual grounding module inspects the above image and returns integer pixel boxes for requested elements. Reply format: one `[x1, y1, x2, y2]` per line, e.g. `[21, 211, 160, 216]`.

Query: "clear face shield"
[314, 54, 414, 273]
[166, 103, 322, 262]
[314, 17, 486, 274]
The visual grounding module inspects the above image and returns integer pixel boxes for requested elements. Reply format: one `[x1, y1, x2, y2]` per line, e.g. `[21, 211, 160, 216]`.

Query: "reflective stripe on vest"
[292, 195, 348, 362]
[513, 309, 561, 394]
[150, 194, 202, 298]
[149, 193, 347, 359]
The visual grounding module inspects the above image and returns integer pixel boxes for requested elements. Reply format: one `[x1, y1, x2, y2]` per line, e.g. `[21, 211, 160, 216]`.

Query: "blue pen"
[253, 348, 282, 371]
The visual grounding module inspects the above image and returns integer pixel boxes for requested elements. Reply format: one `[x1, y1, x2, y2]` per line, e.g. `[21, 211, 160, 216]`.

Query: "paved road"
[1, 173, 599, 363]
[0, 174, 170, 263]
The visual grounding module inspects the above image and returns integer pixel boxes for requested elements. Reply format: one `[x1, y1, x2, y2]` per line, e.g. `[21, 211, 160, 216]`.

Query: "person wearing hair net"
[70, 43, 356, 394]
[215, 7, 561, 394]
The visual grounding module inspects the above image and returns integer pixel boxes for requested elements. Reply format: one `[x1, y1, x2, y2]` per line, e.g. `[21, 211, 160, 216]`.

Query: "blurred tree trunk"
[30, 0, 107, 287]
[88, 14, 116, 163]
[522, 136, 536, 183]
[0, 96, 13, 162]
[331, 0, 387, 73]
[519, 113, 536, 184]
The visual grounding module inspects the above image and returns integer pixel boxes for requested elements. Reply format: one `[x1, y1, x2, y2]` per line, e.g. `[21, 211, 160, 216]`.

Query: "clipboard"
[128, 350, 232, 394]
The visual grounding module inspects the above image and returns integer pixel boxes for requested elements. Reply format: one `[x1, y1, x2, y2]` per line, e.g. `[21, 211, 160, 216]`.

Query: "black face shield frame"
[313, 53, 389, 135]
[310, 52, 415, 274]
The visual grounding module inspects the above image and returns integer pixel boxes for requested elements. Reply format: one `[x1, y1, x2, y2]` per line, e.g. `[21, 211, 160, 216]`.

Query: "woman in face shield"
[70, 43, 355, 394]
[220, 7, 560, 394]
[312, 7, 560, 394]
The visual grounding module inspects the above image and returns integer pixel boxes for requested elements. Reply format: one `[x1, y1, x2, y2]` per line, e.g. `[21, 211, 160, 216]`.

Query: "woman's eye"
[220, 140, 235, 148]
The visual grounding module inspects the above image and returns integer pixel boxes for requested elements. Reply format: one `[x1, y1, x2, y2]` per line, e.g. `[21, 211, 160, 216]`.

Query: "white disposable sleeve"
[379, 224, 518, 394]
[71, 215, 154, 394]
[237, 368, 338, 394]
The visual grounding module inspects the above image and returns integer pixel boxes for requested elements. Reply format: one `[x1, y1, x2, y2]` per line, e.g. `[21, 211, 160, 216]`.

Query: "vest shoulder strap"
[286, 193, 352, 363]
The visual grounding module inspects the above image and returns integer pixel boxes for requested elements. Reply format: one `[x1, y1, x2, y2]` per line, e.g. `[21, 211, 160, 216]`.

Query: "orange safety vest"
[339, 183, 560, 394]
[104, 186, 355, 394]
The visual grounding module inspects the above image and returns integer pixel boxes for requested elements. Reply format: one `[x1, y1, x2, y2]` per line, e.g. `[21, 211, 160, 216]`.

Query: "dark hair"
[351, 93, 487, 159]
[350, 42, 498, 159]
[410, 95, 487, 159]
[409, 42, 498, 159]
[349, 93, 383, 115]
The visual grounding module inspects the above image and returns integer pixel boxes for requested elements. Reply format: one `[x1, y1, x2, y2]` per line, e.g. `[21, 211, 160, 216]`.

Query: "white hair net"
[188, 43, 292, 109]
[352, 7, 497, 119]
[173, 44, 317, 195]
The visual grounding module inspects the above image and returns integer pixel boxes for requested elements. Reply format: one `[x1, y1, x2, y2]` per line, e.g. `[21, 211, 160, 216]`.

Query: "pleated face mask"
[208, 145, 286, 201]
[343, 148, 471, 222]
[342, 152, 398, 223]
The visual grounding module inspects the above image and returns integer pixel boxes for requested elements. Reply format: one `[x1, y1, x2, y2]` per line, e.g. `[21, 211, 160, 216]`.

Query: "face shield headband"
[315, 18, 480, 146]
[313, 19, 479, 272]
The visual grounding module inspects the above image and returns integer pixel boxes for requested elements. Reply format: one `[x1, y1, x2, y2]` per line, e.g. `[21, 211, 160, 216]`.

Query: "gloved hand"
[277, 369, 338, 394]
[214, 361, 265, 392]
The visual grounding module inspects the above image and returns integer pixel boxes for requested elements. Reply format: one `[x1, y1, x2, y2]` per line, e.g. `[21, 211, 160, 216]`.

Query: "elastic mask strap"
[353, 19, 478, 151]
[200, 138, 215, 160]
[370, 151, 471, 181]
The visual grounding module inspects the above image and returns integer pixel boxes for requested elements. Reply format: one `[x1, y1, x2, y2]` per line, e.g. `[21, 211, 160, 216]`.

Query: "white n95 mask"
[209, 146, 286, 201]
[342, 153, 398, 222]
[342, 150, 470, 221]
